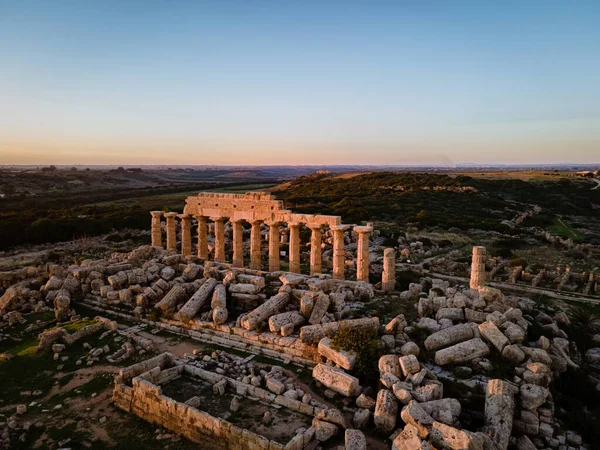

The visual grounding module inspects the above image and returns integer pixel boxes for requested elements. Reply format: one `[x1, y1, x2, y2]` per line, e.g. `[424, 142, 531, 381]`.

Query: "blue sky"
[1, 0, 599, 165]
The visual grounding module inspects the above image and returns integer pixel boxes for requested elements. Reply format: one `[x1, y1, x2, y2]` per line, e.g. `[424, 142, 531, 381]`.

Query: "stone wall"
[113, 353, 315, 450]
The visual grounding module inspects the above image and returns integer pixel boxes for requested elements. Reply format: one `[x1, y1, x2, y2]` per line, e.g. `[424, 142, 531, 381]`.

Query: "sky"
[1, 0, 599, 166]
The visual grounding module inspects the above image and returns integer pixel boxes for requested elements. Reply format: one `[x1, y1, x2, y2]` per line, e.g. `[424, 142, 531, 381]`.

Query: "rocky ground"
[1, 241, 600, 450]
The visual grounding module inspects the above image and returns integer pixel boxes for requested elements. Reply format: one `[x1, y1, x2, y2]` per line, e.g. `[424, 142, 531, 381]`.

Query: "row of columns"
[151, 211, 372, 281]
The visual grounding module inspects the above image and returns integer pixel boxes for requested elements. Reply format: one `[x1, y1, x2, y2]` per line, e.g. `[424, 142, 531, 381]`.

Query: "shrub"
[328, 327, 384, 385]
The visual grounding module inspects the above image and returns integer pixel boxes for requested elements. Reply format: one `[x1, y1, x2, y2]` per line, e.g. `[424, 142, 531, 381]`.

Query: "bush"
[328, 327, 384, 385]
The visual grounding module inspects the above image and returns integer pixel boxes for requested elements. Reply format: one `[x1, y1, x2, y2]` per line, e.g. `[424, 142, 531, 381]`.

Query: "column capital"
[251, 219, 263, 225]
[288, 222, 302, 228]
[163, 212, 178, 218]
[265, 220, 281, 227]
[353, 226, 373, 233]
[210, 216, 226, 222]
[177, 213, 191, 220]
[150, 210, 163, 218]
[331, 224, 351, 232]
[231, 218, 245, 224]
[307, 223, 323, 231]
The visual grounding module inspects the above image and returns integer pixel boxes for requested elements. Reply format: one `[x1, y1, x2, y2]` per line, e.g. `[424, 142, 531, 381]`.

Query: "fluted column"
[232, 219, 244, 268]
[250, 220, 262, 270]
[470, 246, 486, 289]
[354, 226, 372, 282]
[164, 212, 178, 251]
[382, 248, 396, 292]
[195, 215, 208, 259]
[212, 217, 226, 263]
[288, 222, 301, 273]
[308, 224, 322, 275]
[331, 225, 349, 280]
[178, 214, 192, 257]
[150, 211, 163, 247]
[266, 221, 281, 272]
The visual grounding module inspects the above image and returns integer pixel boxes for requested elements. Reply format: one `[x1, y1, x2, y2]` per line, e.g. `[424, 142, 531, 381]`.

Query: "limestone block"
[434, 338, 490, 366]
[384, 314, 407, 334]
[379, 354, 401, 377]
[241, 292, 290, 330]
[418, 297, 433, 317]
[353, 408, 370, 429]
[430, 422, 485, 450]
[174, 278, 218, 322]
[484, 379, 516, 450]
[312, 418, 338, 442]
[520, 384, 548, 411]
[395, 343, 415, 359]
[299, 317, 379, 345]
[420, 398, 461, 424]
[500, 321, 525, 344]
[309, 292, 331, 325]
[155, 285, 188, 312]
[300, 294, 315, 318]
[392, 424, 422, 450]
[236, 274, 266, 289]
[345, 429, 366, 450]
[436, 308, 464, 322]
[399, 354, 420, 377]
[412, 382, 443, 403]
[266, 377, 285, 395]
[229, 283, 261, 295]
[401, 400, 434, 438]
[465, 308, 488, 323]
[318, 337, 356, 370]
[355, 394, 376, 410]
[478, 321, 509, 352]
[312, 363, 360, 397]
[211, 284, 228, 325]
[316, 408, 347, 429]
[374, 389, 398, 434]
[501, 344, 525, 364]
[269, 311, 305, 336]
[424, 324, 474, 352]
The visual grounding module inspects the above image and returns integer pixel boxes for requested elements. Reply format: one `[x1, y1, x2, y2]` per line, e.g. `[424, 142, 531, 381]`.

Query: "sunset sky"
[1, 1, 599, 165]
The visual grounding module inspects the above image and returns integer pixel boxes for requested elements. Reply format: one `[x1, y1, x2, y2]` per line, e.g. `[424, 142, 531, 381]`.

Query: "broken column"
[150, 211, 163, 247]
[211, 284, 228, 325]
[240, 292, 290, 330]
[250, 220, 262, 270]
[195, 215, 209, 259]
[354, 226, 372, 282]
[178, 214, 192, 257]
[484, 379, 516, 450]
[312, 363, 361, 396]
[212, 217, 226, 263]
[288, 222, 301, 273]
[308, 224, 322, 275]
[470, 246, 486, 289]
[164, 212, 178, 251]
[332, 225, 349, 280]
[266, 221, 280, 272]
[232, 219, 244, 268]
[174, 278, 218, 322]
[382, 248, 396, 292]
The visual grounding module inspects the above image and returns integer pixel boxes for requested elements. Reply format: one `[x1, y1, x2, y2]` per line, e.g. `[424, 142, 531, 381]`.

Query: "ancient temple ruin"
[150, 192, 373, 281]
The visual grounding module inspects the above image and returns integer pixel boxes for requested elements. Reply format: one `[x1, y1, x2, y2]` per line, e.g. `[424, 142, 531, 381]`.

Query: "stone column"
[250, 220, 262, 270]
[470, 246, 486, 289]
[150, 211, 163, 247]
[266, 221, 281, 272]
[212, 217, 226, 263]
[382, 248, 396, 292]
[195, 215, 209, 259]
[331, 225, 349, 280]
[288, 222, 302, 273]
[164, 212, 178, 251]
[308, 224, 322, 275]
[178, 214, 192, 257]
[354, 226, 372, 282]
[232, 219, 244, 268]
[484, 379, 516, 450]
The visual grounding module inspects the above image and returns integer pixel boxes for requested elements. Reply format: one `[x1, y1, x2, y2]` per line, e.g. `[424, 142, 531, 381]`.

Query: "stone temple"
[151, 192, 374, 281]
